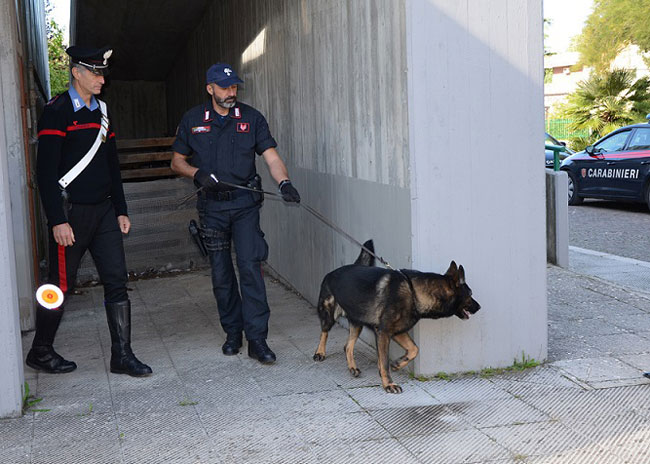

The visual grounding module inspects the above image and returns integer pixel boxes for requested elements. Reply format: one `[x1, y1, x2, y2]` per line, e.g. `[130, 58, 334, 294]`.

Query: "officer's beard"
[214, 95, 237, 109]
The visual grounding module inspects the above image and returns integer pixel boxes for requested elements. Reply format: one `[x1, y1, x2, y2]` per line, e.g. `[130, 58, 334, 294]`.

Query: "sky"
[543, 0, 594, 54]
[50, 0, 70, 44]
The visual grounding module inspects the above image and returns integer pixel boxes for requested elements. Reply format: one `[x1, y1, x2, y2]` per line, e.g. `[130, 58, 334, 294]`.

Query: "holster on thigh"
[200, 227, 231, 253]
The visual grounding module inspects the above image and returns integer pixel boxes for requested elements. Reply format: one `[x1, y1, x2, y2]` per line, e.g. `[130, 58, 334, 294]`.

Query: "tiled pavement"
[3, 252, 650, 463]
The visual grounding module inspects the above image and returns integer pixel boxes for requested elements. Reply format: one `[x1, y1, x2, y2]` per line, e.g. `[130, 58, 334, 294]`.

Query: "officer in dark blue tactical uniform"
[171, 63, 300, 364]
[27, 45, 152, 377]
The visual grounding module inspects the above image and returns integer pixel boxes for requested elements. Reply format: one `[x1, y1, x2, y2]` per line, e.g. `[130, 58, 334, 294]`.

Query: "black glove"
[279, 180, 300, 203]
[193, 169, 231, 192]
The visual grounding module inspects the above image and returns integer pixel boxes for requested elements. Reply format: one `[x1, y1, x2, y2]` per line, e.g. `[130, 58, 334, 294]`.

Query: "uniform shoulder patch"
[46, 94, 61, 106]
[45, 93, 69, 110]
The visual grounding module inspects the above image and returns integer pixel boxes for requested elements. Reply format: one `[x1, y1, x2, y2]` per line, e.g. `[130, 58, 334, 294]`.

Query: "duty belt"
[202, 188, 249, 201]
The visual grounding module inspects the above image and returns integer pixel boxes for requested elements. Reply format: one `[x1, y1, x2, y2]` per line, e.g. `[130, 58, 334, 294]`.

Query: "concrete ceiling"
[72, 0, 212, 81]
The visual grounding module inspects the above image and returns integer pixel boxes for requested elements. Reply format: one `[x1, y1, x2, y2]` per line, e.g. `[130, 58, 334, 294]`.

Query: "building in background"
[544, 52, 589, 117]
[545, 45, 650, 119]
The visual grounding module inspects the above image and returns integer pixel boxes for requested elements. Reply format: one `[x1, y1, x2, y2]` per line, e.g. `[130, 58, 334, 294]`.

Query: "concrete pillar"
[0, 0, 26, 418]
[546, 170, 569, 267]
[406, 0, 547, 373]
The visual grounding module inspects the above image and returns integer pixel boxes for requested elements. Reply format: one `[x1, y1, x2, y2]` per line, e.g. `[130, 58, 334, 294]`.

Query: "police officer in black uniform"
[171, 63, 300, 364]
[26, 46, 152, 377]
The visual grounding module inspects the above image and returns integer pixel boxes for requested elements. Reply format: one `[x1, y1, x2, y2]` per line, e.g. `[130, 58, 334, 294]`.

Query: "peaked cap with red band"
[66, 45, 113, 76]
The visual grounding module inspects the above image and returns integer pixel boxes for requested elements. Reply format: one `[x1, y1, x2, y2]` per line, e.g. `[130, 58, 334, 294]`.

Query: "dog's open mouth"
[460, 309, 470, 320]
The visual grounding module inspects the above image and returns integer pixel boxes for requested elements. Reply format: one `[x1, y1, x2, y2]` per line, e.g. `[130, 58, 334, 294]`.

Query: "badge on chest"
[192, 125, 211, 134]
[236, 122, 250, 133]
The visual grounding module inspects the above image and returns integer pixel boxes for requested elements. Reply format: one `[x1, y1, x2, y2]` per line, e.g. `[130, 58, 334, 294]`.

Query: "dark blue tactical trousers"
[199, 202, 270, 341]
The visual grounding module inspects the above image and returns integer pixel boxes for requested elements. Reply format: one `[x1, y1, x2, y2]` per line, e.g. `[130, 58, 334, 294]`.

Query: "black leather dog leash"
[179, 180, 398, 271]
[180, 180, 420, 309]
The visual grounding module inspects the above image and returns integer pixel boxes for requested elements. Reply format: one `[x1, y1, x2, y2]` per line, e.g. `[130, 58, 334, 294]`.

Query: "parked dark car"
[545, 132, 573, 168]
[560, 116, 650, 208]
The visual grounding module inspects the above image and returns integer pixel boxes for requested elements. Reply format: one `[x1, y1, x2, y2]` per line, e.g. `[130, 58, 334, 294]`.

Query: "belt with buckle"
[203, 188, 247, 201]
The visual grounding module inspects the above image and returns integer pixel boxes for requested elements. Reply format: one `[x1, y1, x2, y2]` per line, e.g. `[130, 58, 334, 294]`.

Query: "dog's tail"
[353, 239, 375, 267]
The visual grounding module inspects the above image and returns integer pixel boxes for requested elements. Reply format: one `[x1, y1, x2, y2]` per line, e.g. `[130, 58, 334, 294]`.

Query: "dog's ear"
[458, 265, 466, 285]
[446, 261, 459, 283]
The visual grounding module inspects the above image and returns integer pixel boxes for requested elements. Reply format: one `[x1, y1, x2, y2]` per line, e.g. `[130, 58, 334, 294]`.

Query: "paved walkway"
[570, 245, 650, 294]
[2, 251, 650, 463]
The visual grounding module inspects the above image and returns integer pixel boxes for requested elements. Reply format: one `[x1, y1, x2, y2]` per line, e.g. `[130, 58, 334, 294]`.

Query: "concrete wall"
[76, 178, 206, 283]
[103, 80, 169, 139]
[6, 4, 38, 331]
[407, 0, 547, 373]
[165, 0, 547, 374]
[166, 0, 412, 304]
[0, 0, 27, 418]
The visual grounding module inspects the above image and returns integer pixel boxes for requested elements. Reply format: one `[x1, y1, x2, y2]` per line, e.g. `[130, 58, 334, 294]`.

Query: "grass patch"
[178, 399, 198, 406]
[408, 353, 541, 382]
[22, 382, 50, 414]
[480, 353, 540, 378]
[77, 403, 93, 417]
[408, 371, 452, 382]
[408, 371, 431, 382]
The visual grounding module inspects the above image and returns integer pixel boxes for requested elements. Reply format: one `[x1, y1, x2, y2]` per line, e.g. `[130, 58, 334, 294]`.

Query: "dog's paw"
[349, 367, 361, 377]
[313, 353, 326, 362]
[384, 383, 403, 394]
[390, 360, 403, 371]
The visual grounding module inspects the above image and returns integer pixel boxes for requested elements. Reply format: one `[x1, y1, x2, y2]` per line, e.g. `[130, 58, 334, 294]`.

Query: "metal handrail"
[545, 143, 567, 171]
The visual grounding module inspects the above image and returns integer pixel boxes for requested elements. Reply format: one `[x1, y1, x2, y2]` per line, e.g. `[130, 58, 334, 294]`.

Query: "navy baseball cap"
[206, 63, 244, 87]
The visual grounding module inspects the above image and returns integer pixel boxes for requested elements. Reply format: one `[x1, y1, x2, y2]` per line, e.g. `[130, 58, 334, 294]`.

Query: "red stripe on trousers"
[57, 245, 68, 293]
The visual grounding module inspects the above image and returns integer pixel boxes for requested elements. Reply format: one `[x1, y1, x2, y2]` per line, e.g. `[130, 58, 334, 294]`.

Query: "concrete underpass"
[2, 0, 546, 417]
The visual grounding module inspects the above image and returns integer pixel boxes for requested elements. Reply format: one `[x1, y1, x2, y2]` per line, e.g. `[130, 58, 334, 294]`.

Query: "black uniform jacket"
[36, 91, 127, 226]
[172, 102, 277, 211]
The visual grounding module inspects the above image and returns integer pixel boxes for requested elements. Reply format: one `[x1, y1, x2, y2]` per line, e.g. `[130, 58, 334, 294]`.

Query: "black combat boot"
[247, 339, 276, 364]
[26, 306, 77, 373]
[105, 300, 152, 377]
[222, 333, 243, 356]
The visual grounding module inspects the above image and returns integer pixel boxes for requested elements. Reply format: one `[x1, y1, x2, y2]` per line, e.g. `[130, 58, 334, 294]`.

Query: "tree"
[560, 68, 650, 150]
[575, 0, 650, 72]
[47, 20, 68, 97]
[45, 0, 68, 97]
[543, 18, 554, 84]
[543, 18, 554, 57]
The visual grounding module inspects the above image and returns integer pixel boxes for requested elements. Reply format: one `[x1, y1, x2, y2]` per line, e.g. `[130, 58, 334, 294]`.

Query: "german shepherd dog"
[313, 240, 480, 393]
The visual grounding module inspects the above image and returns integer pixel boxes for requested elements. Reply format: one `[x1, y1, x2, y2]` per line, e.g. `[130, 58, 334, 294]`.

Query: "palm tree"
[562, 69, 650, 151]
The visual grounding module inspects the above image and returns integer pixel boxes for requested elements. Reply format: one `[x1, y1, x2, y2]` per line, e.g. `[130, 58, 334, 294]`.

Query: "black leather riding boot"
[26, 306, 77, 373]
[105, 300, 152, 377]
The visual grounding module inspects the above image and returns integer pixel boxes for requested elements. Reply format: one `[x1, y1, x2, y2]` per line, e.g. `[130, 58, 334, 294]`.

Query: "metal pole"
[545, 143, 566, 172]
